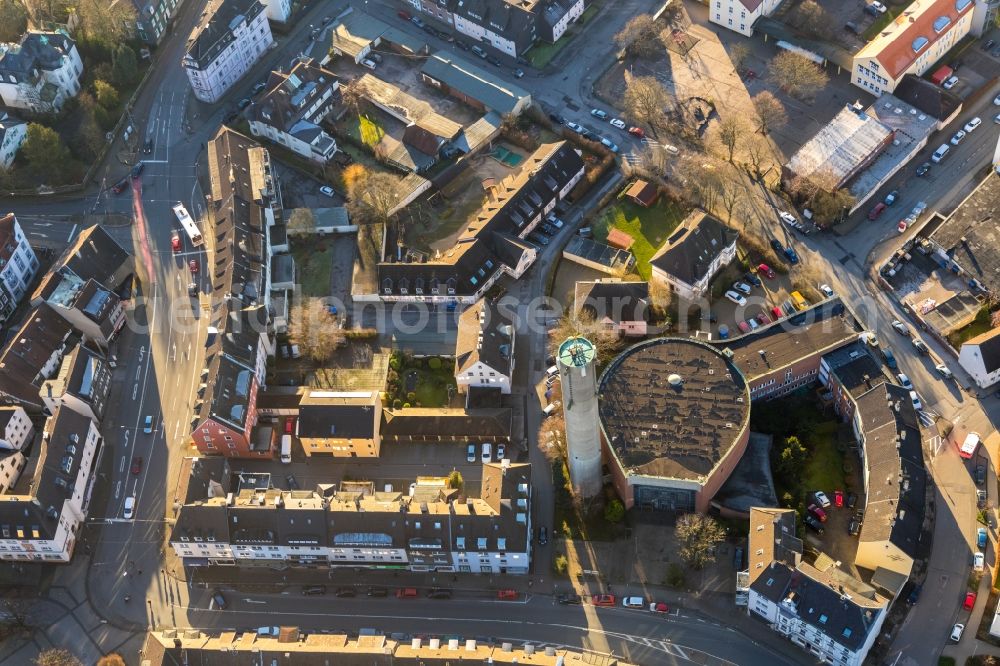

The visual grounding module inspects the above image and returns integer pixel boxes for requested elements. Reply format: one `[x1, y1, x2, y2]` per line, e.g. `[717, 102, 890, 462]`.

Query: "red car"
[285, 418, 295, 434]
[171, 232, 182, 252]
[834, 490, 844, 507]
[737, 321, 751, 334]
[756, 312, 771, 325]
[396, 588, 418, 598]
[497, 589, 518, 600]
[868, 203, 887, 220]
[650, 602, 669, 613]
[757, 263, 776, 279]
[131, 456, 143, 475]
[627, 126, 645, 138]
[964, 591, 977, 610]
[591, 594, 616, 607]
[771, 306, 784, 320]
[808, 504, 827, 522]
[189, 258, 199, 274]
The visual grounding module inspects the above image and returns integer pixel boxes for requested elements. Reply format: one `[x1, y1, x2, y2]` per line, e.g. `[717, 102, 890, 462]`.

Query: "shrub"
[603, 499, 625, 524]
[553, 554, 569, 575]
[664, 563, 686, 589]
[389, 354, 402, 371]
[406, 391, 416, 402]
[344, 328, 377, 339]
[402, 402, 411, 408]
[392, 399, 402, 409]
[428, 357, 442, 370]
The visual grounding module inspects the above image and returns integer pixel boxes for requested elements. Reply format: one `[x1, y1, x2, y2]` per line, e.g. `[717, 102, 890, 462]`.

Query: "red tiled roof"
[606, 228, 634, 250]
[874, 0, 973, 80]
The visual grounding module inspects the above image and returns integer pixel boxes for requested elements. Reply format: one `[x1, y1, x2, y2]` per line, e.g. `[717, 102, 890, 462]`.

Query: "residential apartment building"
[402, 0, 584, 57]
[0, 112, 26, 169]
[182, 0, 272, 104]
[958, 326, 1000, 388]
[852, 0, 975, 95]
[40, 344, 112, 423]
[0, 213, 39, 323]
[0, 304, 74, 413]
[0, 404, 102, 562]
[380, 407, 512, 445]
[31, 225, 133, 308]
[296, 390, 382, 457]
[375, 141, 583, 303]
[0, 30, 82, 113]
[573, 279, 649, 337]
[0, 407, 33, 493]
[708, 0, 781, 36]
[170, 457, 532, 574]
[31, 271, 125, 347]
[259, 0, 291, 22]
[746, 508, 889, 666]
[649, 211, 738, 301]
[455, 298, 515, 394]
[131, 0, 183, 45]
[249, 57, 340, 163]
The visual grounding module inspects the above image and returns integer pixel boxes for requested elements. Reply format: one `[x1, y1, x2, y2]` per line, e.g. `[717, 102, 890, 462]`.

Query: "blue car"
[784, 246, 799, 264]
[978, 527, 988, 550]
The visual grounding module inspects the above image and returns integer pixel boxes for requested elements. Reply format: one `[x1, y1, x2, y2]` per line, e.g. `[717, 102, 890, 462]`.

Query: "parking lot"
[801, 488, 868, 579]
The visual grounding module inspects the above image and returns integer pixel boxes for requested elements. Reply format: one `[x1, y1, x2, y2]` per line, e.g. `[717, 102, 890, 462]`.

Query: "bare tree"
[622, 73, 672, 137]
[614, 14, 662, 58]
[286, 209, 315, 235]
[674, 154, 723, 211]
[714, 116, 749, 163]
[0, 0, 28, 42]
[752, 91, 787, 135]
[547, 311, 624, 366]
[290, 298, 346, 363]
[786, 171, 852, 226]
[340, 80, 369, 119]
[742, 133, 773, 180]
[348, 171, 401, 227]
[96, 657, 127, 666]
[770, 51, 829, 101]
[675, 514, 727, 570]
[717, 169, 748, 225]
[788, 0, 830, 39]
[728, 42, 750, 72]
[74, 0, 136, 45]
[35, 650, 83, 666]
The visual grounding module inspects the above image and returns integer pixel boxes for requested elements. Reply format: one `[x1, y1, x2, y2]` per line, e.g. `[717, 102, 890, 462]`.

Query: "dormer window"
[382, 278, 392, 295]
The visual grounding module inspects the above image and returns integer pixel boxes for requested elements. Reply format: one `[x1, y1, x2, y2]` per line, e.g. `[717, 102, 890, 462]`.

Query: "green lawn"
[289, 238, 332, 297]
[800, 422, 845, 496]
[358, 114, 385, 147]
[594, 196, 687, 280]
[948, 306, 993, 348]
[525, 4, 600, 68]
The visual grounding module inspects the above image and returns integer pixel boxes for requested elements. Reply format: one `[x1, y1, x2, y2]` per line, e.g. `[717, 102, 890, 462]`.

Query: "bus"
[172, 202, 204, 247]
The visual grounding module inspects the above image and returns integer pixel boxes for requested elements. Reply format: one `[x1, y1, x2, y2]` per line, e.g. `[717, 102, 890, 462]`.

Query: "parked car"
[770, 239, 785, 255]
[395, 587, 418, 598]
[862, 332, 879, 347]
[747, 318, 759, 332]
[881, 347, 897, 369]
[808, 504, 827, 522]
[744, 272, 761, 287]
[627, 126, 645, 138]
[935, 363, 953, 378]
[778, 211, 797, 226]
[257, 626, 279, 637]
[302, 585, 327, 595]
[558, 593, 582, 605]
[513, 68, 524, 78]
[548, 113, 566, 125]
[591, 594, 616, 606]
[916, 162, 931, 177]
[756, 312, 770, 326]
[467, 443, 476, 462]
[906, 584, 921, 605]
[834, 490, 843, 507]
[897, 373, 913, 390]
[891, 319, 910, 335]
[566, 121, 585, 134]
[212, 590, 228, 609]
[334, 587, 357, 598]
[622, 596, 645, 608]
[481, 442, 492, 463]
[599, 137, 618, 153]
[171, 232, 181, 252]
[819, 284, 834, 297]
[367, 586, 388, 597]
[487, 55, 502, 67]
[286, 474, 299, 490]
[609, 118, 626, 129]
[951, 623, 965, 642]
[950, 129, 967, 145]
[496, 443, 506, 459]
[590, 109, 609, 120]
[978, 527, 988, 549]
[805, 515, 825, 534]
[319, 185, 335, 197]
[963, 591, 977, 610]
[912, 338, 929, 355]
[884, 190, 899, 206]
[737, 320, 751, 334]
[943, 75, 959, 90]
[909, 390, 922, 411]
[733, 281, 752, 295]
[724, 290, 747, 307]
[771, 306, 784, 320]
[964, 117, 982, 133]
[758, 263, 776, 279]
[870, 1, 887, 12]
[848, 517, 860, 536]
[784, 246, 799, 264]
[975, 552, 986, 571]
[410, 16, 425, 28]
[427, 588, 452, 599]
[649, 602, 669, 613]
[847, 492, 857, 509]
[813, 491, 831, 508]
[537, 525, 548, 545]
[868, 203, 887, 220]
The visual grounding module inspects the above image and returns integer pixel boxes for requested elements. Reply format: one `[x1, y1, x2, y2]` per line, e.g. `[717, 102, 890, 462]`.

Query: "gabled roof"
[892, 74, 961, 120]
[649, 211, 738, 287]
[747, 507, 800, 584]
[32, 225, 131, 303]
[964, 326, 1000, 375]
[447, 0, 538, 50]
[785, 105, 893, 188]
[573, 279, 649, 324]
[455, 298, 514, 375]
[421, 54, 530, 115]
[0, 30, 76, 78]
[252, 58, 340, 135]
[0, 304, 73, 408]
[298, 390, 380, 439]
[381, 407, 511, 439]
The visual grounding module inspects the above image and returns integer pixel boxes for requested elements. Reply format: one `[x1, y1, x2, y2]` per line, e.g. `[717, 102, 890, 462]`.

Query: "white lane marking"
[114, 480, 121, 500]
[68, 224, 78, 242]
[119, 456, 125, 473]
[132, 384, 138, 400]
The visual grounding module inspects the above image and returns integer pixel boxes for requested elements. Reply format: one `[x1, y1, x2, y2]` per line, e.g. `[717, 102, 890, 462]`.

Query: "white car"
[951, 623, 965, 642]
[662, 144, 680, 155]
[943, 76, 959, 90]
[481, 442, 492, 463]
[950, 130, 966, 145]
[496, 443, 506, 460]
[896, 373, 913, 390]
[994, 94, 1000, 106]
[609, 118, 626, 130]
[964, 117, 982, 133]
[813, 491, 831, 508]
[123, 496, 135, 520]
[870, 1, 887, 12]
[995, 113, 1000, 124]
[566, 121, 585, 134]
[891, 319, 910, 335]
[724, 290, 747, 307]
[257, 626, 279, 637]
[600, 137, 619, 153]
[622, 596, 645, 608]
[974, 551, 985, 571]
[319, 185, 335, 197]
[819, 284, 834, 298]
[909, 390, 922, 411]
[467, 443, 477, 463]
[546, 213, 564, 228]
[733, 281, 752, 295]
[778, 211, 797, 226]
[935, 363, 953, 378]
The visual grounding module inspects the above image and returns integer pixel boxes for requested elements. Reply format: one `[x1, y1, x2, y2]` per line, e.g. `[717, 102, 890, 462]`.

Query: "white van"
[361, 58, 377, 70]
[545, 365, 559, 378]
[280, 434, 292, 463]
[931, 144, 950, 163]
[542, 403, 557, 416]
